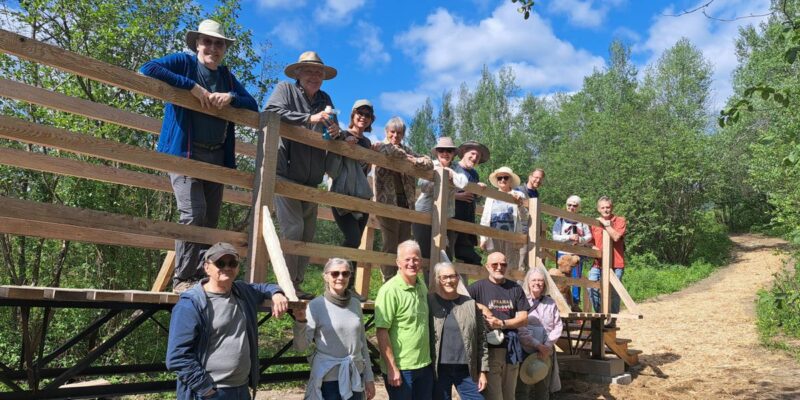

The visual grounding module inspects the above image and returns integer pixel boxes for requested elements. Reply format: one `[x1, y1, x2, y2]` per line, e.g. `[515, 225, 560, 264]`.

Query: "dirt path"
[559, 234, 800, 399]
[257, 234, 800, 400]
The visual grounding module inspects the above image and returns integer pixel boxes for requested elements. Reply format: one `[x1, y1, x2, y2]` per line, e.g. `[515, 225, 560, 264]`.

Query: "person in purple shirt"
[516, 268, 562, 399]
[140, 19, 258, 294]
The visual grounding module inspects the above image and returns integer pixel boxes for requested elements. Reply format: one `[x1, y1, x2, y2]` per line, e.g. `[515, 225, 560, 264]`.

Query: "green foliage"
[620, 254, 718, 302]
[756, 258, 800, 360]
[407, 97, 436, 155]
[510, 0, 535, 19]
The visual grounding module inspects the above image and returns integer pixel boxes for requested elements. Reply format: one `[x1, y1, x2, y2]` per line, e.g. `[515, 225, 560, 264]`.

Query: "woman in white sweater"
[480, 166, 528, 270]
[294, 258, 376, 400]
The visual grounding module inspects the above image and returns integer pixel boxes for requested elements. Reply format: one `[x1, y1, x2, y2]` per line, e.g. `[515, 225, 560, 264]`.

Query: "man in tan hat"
[140, 19, 258, 294]
[453, 140, 490, 267]
[265, 51, 340, 299]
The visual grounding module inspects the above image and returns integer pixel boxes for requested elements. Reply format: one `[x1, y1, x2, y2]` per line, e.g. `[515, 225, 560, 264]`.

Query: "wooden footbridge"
[0, 28, 642, 399]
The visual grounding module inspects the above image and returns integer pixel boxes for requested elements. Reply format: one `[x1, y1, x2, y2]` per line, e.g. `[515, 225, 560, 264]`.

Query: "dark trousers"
[333, 208, 369, 290]
[384, 365, 434, 400]
[169, 147, 224, 287]
[411, 224, 455, 284]
[320, 380, 364, 400]
[434, 364, 484, 400]
[205, 384, 250, 399]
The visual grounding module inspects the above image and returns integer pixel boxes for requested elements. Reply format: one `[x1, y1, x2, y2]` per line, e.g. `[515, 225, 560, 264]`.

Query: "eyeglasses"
[489, 262, 508, 269]
[213, 259, 239, 269]
[496, 176, 510, 182]
[436, 148, 455, 153]
[439, 274, 459, 282]
[566, 203, 579, 208]
[355, 109, 373, 118]
[328, 270, 352, 279]
[199, 37, 227, 49]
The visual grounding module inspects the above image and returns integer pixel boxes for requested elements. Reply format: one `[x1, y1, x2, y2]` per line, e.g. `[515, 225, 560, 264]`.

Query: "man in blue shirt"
[140, 20, 258, 293]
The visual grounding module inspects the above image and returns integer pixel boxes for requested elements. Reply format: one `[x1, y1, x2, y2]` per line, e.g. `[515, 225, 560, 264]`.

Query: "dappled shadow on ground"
[633, 352, 681, 380]
[555, 377, 616, 400]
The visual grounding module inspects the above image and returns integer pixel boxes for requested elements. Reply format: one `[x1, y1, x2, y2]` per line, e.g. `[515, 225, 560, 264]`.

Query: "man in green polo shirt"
[375, 240, 432, 399]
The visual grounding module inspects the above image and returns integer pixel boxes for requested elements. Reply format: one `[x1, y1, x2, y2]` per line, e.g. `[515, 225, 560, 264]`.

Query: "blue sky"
[225, 0, 772, 142]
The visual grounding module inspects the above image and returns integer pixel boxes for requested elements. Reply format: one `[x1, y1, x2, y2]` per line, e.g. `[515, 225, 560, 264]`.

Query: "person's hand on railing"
[511, 191, 525, 207]
[344, 135, 358, 145]
[207, 92, 232, 109]
[455, 191, 475, 203]
[190, 84, 213, 109]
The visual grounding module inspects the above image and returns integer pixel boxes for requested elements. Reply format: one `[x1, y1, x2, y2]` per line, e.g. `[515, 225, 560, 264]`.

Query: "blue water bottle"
[322, 106, 339, 140]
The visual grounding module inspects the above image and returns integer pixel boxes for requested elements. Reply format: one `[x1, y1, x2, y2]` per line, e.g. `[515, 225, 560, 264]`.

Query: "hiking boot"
[173, 280, 198, 294]
[604, 318, 617, 329]
[295, 289, 315, 300]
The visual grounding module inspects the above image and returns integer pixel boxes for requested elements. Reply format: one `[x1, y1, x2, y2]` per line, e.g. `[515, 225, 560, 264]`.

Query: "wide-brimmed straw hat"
[185, 19, 235, 53]
[284, 51, 338, 80]
[457, 140, 490, 164]
[430, 136, 457, 157]
[519, 353, 552, 385]
[489, 166, 521, 188]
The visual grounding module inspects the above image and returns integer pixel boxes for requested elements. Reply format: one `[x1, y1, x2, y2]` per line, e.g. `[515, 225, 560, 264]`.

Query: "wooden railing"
[0, 28, 641, 323]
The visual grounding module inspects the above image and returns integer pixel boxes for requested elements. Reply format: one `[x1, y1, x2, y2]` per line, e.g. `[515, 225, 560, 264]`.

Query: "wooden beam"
[464, 181, 517, 203]
[247, 112, 280, 283]
[608, 267, 641, 316]
[0, 78, 258, 158]
[0, 146, 252, 205]
[539, 238, 601, 258]
[536, 258, 572, 316]
[528, 197, 542, 269]
[429, 167, 449, 283]
[0, 115, 253, 188]
[0, 196, 248, 248]
[260, 205, 297, 301]
[540, 203, 602, 227]
[550, 275, 601, 289]
[0, 29, 259, 129]
[601, 230, 612, 318]
[0, 217, 173, 250]
[355, 224, 376, 297]
[150, 251, 175, 292]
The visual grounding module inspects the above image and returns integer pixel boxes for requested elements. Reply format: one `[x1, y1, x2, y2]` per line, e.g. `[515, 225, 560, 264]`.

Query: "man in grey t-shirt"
[166, 242, 289, 400]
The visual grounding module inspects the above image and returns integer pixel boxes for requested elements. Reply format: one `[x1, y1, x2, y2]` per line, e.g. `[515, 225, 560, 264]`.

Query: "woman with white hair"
[429, 262, 488, 400]
[293, 258, 376, 399]
[371, 117, 433, 282]
[479, 166, 528, 270]
[515, 269, 562, 400]
[551, 195, 592, 309]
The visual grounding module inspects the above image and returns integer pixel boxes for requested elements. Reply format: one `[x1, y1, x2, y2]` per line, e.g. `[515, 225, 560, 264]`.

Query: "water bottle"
[322, 106, 339, 140]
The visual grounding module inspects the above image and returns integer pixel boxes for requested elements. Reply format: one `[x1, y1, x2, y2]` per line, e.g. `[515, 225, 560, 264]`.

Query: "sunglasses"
[355, 109, 373, 118]
[489, 262, 508, 269]
[436, 148, 455, 153]
[199, 37, 227, 48]
[213, 259, 239, 269]
[328, 270, 352, 279]
[496, 175, 511, 182]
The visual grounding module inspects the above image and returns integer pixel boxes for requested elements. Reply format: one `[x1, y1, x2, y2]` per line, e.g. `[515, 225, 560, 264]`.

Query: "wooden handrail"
[0, 78, 258, 157]
[540, 203, 602, 227]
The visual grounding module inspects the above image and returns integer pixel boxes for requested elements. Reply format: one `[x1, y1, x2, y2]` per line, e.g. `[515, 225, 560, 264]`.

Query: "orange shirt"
[591, 215, 627, 268]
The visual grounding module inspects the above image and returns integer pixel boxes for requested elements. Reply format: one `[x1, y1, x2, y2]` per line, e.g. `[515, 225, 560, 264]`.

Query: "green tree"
[408, 97, 436, 155]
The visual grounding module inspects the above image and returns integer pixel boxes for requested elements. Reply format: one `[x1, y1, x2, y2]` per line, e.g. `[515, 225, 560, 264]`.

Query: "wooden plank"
[0, 217, 173, 250]
[317, 206, 380, 228]
[355, 225, 376, 296]
[150, 251, 176, 292]
[261, 205, 297, 301]
[247, 112, 280, 283]
[0, 147, 252, 206]
[540, 203, 602, 227]
[0, 115, 253, 188]
[429, 167, 449, 283]
[0, 78, 258, 158]
[464, 181, 517, 203]
[0, 286, 47, 300]
[0, 29, 259, 129]
[44, 287, 94, 301]
[603, 333, 638, 366]
[275, 179, 519, 242]
[528, 197, 542, 269]
[601, 230, 612, 317]
[540, 238, 601, 258]
[0, 196, 248, 248]
[550, 275, 601, 289]
[535, 258, 572, 316]
[608, 267, 641, 316]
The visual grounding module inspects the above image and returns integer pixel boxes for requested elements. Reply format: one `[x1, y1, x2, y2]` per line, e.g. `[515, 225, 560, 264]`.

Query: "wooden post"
[601, 230, 612, 317]
[527, 197, 541, 272]
[429, 166, 449, 284]
[150, 251, 175, 292]
[261, 205, 298, 301]
[355, 175, 376, 297]
[247, 112, 280, 283]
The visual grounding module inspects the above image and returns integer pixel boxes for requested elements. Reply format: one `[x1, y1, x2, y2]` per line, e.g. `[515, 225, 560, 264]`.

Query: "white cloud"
[269, 19, 307, 49]
[256, 0, 306, 9]
[315, 0, 367, 24]
[379, 90, 429, 117]
[0, 5, 32, 37]
[351, 22, 390, 68]
[547, 0, 625, 28]
[640, 0, 771, 110]
[394, 5, 604, 96]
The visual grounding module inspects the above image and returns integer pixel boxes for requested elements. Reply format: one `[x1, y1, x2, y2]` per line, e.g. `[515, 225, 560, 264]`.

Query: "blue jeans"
[556, 251, 584, 305]
[384, 365, 434, 400]
[433, 364, 483, 400]
[320, 380, 364, 400]
[588, 267, 624, 314]
[203, 385, 249, 400]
